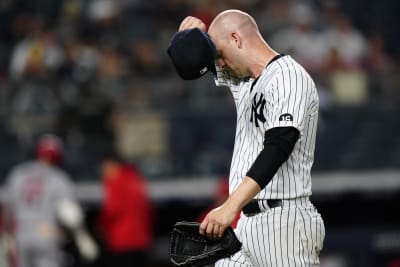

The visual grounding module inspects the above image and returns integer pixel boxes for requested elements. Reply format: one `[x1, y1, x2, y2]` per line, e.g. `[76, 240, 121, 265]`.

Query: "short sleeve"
[264, 68, 313, 135]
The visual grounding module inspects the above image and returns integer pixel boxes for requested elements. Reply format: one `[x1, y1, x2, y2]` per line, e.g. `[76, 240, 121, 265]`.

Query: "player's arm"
[200, 127, 299, 239]
[246, 126, 299, 188]
[199, 176, 259, 239]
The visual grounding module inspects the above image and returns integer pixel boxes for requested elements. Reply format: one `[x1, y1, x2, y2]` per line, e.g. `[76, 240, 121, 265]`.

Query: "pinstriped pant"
[216, 201, 325, 267]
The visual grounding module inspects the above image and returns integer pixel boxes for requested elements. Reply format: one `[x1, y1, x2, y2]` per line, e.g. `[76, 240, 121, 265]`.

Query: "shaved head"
[207, 9, 276, 79]
[209, 10, 259, 40]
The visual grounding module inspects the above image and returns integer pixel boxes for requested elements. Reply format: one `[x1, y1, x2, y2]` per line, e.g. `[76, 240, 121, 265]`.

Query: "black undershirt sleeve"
[246, 126, 300, 189]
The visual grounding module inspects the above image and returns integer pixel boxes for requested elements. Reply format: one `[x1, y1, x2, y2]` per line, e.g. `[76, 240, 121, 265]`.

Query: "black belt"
[243, 199, 282, 217]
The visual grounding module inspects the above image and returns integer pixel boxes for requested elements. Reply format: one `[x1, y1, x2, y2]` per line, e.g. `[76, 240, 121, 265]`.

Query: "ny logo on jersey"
[250, 93, 266, 127]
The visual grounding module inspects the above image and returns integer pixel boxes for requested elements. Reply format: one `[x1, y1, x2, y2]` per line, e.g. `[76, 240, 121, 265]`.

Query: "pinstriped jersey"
[215, 55, 319, 200]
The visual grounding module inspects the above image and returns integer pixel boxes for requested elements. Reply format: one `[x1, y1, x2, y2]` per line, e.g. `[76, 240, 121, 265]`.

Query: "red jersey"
[100, 165, 152, 252]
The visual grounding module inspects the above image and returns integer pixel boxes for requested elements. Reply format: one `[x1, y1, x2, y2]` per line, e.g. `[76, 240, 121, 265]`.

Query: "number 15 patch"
[279, 113, 293, 122]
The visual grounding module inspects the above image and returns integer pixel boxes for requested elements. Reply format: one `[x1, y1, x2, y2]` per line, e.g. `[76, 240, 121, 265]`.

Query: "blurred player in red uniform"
[98, 150, 153, 267]
[3, 134, 98, 267]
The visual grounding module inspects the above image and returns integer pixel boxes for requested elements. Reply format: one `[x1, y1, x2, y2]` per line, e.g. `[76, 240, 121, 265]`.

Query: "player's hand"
[179, 16, 206, 32]
[199, 203, 239, 239]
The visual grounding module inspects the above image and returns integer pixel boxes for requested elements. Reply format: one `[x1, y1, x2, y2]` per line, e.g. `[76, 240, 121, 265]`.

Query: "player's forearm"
[247, 127, 299, 189]
[223, 176, 261, 213]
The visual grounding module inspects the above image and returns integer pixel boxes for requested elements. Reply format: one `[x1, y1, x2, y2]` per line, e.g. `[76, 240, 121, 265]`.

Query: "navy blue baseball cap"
[167, 28, 217, 80]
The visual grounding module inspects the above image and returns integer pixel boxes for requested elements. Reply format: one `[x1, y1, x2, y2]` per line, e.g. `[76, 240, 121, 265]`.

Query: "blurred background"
[0, 0, 399, 266]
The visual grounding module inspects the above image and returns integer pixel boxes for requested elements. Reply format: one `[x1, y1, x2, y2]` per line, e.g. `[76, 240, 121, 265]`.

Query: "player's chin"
[231, 68, 246, 78]
[226, 67, 239, 77]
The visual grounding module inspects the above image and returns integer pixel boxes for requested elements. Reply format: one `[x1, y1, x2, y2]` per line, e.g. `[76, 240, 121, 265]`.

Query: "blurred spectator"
[329, 67, 368, 106]
[68, 39, 99, 84]
[118, 79, 152, 110]
[98, 149, 153, 267]
[321, 12, 367, 70]
[87, 0, 119, 24]
[87, 0, 123, 52]
[364, 32, 397, 100]
[255, 0, 291, 37]
[0, 0, 398, 179]
[95, 46, 128, 104]
[9, 23, 64, 81]
[316, 9, 370, 106]
[129, 37, 164, 78]
[7, 20, 64, 142]
[365, 33, 393, 75]
[57, 0, 84, 41]
[271, 1, 327, 72]
[2, 134, 98, 267]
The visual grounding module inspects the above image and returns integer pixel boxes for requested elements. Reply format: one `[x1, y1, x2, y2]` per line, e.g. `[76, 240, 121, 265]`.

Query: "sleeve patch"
[279, 113, 293, 122]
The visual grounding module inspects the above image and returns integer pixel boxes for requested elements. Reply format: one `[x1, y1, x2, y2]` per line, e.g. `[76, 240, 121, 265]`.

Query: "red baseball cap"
[36, 134, 64, 164]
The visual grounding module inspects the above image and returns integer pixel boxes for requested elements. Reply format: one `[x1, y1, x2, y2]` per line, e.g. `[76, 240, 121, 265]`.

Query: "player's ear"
[230, 32, 242, 48]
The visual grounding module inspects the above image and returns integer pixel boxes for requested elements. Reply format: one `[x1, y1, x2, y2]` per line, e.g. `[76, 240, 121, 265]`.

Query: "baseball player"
[3, 134, 97, 267]
[169, 9, 325, 267]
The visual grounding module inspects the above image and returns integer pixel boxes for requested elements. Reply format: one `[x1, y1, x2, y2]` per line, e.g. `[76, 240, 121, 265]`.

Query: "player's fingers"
[182, 20, 198, 31]
[179, 16, 197, 31]
[212, 224, 221, 240]
[179, 16, 205, 31]
[186, 20, 196, 29]
[178, 17, 191, 31]
[205, 221, 214, 239]
[199, 218, 208, 236]
[218, 225, 226, 239]
[195, 20, 207, 32]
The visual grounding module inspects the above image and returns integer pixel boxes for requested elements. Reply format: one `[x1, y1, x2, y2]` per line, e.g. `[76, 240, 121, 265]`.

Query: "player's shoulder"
[41, 166, 74, 193]
[48, 165, 73, 182]
[259, 55, 315, 88]
[7, 160, 36, 176]
[5, 161, 40, 186]
[268, 55, 306, 76]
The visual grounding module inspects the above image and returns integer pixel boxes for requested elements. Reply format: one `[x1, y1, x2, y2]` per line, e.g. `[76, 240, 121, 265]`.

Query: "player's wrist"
[239, 177, 262, 206]
[222, 197, 242, 215]
[225, 177, 261, 213]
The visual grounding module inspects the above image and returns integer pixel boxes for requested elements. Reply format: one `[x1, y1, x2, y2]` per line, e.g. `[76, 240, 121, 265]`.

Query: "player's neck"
[248, 43, 279, 79]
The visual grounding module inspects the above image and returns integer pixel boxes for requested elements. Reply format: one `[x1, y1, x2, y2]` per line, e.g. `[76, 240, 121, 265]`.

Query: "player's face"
[212, 35, 247, 78]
